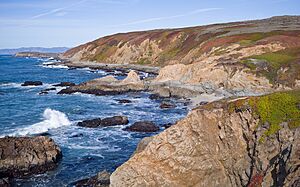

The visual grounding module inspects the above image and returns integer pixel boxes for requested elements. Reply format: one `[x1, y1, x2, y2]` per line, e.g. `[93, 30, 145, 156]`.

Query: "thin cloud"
[109, 8, 223, 27]
[31, 0, 88, 19]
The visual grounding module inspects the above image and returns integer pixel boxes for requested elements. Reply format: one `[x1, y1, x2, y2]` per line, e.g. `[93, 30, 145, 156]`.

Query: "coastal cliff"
[110, 90, 300, 187]
[63, 16, 300, 96]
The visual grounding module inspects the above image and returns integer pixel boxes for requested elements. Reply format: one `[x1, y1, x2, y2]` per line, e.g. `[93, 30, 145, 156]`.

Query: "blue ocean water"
[0, 55, 188, 186]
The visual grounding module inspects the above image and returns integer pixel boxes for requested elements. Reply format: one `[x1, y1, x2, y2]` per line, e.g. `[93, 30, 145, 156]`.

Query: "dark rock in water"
[116, 99, 132, 104]
[36, 132, 51, 136]
[53, 82, 76, 87]
[160, 102, 176, 109]
[0, 136, 62, 178]
[44, 88, 56, 91]
[21, 81, 43, 86]
[163, 123, 173, 129]
[124, 121, 159, 132]
[149, 94, 166, 100]
[70, 133, 84, 138]
[78, 116, 129, 128]
[72, 170, 110, 187]
[57, 88, 125, 96]
[199, 101, 209, 105]
[77, 118, 102, 128]
[0, 177, 11, 187]
[101, 116, 129, 127]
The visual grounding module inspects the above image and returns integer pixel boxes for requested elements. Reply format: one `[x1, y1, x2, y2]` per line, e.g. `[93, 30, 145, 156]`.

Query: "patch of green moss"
[251, 53, 296, 69]
[249, 91, 300, 138]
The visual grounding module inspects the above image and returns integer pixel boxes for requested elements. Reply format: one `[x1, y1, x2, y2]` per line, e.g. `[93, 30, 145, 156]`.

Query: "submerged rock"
[0, 136, 62, 178]
[21, 81, 43, 86]
[78, 116, 129, 128]
[124, 121, 159, 132]
[53, 82, 76, 87]
[72, 170, 110, 187]
[159, 102, 176, 109]
[115, 99, 132, 104]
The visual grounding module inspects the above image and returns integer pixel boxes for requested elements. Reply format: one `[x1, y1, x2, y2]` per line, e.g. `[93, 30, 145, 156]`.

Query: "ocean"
[0, 55, 188, 186]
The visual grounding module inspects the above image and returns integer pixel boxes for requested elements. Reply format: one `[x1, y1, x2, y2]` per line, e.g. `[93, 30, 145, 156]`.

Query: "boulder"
[21, 81, 42, 86]
[101, 116, 129, 127]
[159, 102, 176, 109]
[77, 118, 102, 128]
[53, 82, 75, 87]
[0, 136, 62, 178]
[77, 116, 129, 128]
[72, 170, 110, 187]
[124, 121, 159, 132]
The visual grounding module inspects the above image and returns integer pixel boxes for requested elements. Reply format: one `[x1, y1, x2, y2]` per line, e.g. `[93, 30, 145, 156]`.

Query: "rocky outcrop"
[0, 136, 62, 178]
[124, 121, 159, 132]
[21, 81, 43, 86]
[58, 70, 145, 95]
[110, 91, 300, 187]
[53, 82, 75, 87]
[78, 116, 129, 128]
[72, 170, 110, 187]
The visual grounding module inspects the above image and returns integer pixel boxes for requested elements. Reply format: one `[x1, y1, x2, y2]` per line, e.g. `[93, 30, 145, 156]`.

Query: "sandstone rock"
[21, 81, 43, 86]
[53, 82, 75, 87]
[124, 121, 159, 132]
[72, 170, 110, 187]
[110, 96, 300, 187]
[132, 136, 154, 156]
[0, 136, 62, 178]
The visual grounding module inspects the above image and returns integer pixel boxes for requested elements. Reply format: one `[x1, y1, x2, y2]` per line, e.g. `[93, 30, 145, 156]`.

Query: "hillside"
[63, 16, 300, 96]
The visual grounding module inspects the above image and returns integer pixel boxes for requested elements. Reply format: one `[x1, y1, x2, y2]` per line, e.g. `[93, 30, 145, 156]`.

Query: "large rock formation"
[0, 136, 62, 178]
[62, 16, 300, 97]
[110, 91, 300, 187]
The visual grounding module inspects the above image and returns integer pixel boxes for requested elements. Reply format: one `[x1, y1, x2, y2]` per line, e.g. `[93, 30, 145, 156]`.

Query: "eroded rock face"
[0, 136, 62, 178]
[110, 98, 300, 187]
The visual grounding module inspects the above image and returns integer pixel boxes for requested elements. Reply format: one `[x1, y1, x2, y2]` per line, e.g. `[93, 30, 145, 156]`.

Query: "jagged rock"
[159, 102, 176, 109]
[124, 121, 159, 132]
[77, 116, 129, 128]
[110, 94, 300, 187]
[72, 170, 110, 187]
[53, 82, 76, 87]
[21, 81, 42, 86]
[0, 136, 62, 178]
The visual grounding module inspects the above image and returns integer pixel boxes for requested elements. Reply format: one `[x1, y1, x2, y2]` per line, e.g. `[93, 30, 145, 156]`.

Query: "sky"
[0, 0, 299, 48]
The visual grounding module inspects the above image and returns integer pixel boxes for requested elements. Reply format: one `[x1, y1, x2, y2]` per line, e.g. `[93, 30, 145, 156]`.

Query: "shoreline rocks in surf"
[0, 136, 62, 178]
[78, 116, 129, 128]
[124, 121, 159, 132]
[21, 81, 43, 86]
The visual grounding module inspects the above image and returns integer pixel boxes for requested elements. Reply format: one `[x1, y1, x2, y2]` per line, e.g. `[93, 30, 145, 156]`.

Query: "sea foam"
[12, 108, 71, 136]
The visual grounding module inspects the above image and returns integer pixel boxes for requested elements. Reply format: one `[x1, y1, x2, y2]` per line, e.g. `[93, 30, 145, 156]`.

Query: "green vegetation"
[249, 91, 300, 139]
[136, 58, 151, 65]
[251, 52, 296, 69]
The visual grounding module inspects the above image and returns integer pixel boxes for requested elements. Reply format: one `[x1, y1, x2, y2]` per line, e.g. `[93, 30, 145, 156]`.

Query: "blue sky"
[0, 0, 299, 48]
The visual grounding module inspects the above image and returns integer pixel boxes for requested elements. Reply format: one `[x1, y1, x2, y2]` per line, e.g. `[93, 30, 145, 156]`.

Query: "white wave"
[0, 82, 22, 88]
[11, 108, 71, 136]
[42, 64, 69, 69]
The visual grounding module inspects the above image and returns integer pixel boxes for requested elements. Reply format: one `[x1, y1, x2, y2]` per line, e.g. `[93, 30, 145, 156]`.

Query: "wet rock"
[21, 81, 43, 86]
[124, 121, 159, 132]
[44, 88, 56, 91]
[77, 118, 102, 128]
[115, 99, 132, 104]
[160, 102, 176, 109]
[162, 123, 173, 129]
[0, 177, 11, 187]
[77, 116, 129, 128]
[72, 170, 110, 187]
[101, 116, 129, 126]
[36, 132, 51, 136]
[39, 91, 49, 95]
[70, 133, 84, 138]
[53, 82, 76, 87]
[149, 94, 168, 100]
[0, 136, 62, 178]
